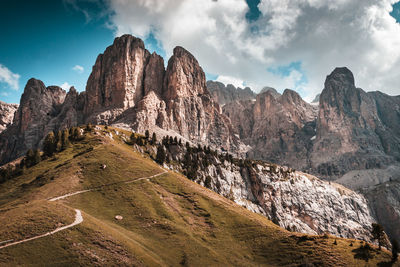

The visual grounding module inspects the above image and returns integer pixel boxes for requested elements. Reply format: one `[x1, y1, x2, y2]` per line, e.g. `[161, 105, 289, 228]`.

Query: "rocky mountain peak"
[164, 46, 207, 99]
[259, 87, 281, 99]
[20, 78, 47, 101]
[282, 89, 303, 105]
[84, 34, 150, 120]
[207, 81, 256, 105]
[324, 67, 355, 92]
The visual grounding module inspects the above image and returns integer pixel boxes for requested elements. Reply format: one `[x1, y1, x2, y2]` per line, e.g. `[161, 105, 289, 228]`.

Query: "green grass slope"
[0, 126, 396, 266]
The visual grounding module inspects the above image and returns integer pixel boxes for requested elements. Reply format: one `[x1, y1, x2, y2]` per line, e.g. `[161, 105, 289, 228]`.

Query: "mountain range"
[0, 34, 399, 257]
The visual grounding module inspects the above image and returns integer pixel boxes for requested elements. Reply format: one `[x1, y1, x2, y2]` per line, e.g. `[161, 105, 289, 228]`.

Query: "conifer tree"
[152, 132, 157, 145]
[145, 130, 150, 140]
[43, 131, 56, 157]
[61, 129, 69, 150]
[156, 145, 166, 164]
[372, 223, 385, 250]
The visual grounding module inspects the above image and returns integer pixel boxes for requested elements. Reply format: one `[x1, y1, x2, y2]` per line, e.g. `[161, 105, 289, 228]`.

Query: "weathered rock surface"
[0, 101, 18, 133]
[361, 180, 400, 244]
[87, 37, 242, 153]
[212, 67, 400, 242]
[223, 89, 318, 170]
[0, 79, 70, 163]
[207, 81, 256, 105]
[84, 35, 150, 122]
[214, 68, 400, 179]
[312, 67, 400, 178]
[0, 34, 244, 163]
[259, 86, 281, 99]
[162, 142, 375, 242]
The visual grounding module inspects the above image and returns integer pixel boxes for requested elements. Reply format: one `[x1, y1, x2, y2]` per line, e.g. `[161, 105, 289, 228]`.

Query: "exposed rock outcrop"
[0, 79, 69, 163]
[157, 142, 376, 242]
[0, 101, 18, 133]
[213, 67, 400, 241]
[312, 67, 400, 178]
[84, 35, 150, 122]
[0, 34, 244, 164]
[207, 81, 256, 105]
[223, 89, 318, 170]
[259, 86, 281, 99]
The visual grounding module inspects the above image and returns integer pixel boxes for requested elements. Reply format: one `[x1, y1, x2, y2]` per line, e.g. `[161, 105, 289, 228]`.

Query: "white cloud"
[0, 64, 20, 90]
[60, 82, 71, 90]
[72, 65, 84, 74]
[216, 75, 245, 88]
[105, 0, 400, 99]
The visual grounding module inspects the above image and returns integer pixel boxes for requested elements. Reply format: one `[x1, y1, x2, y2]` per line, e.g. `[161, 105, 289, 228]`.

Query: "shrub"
[85, 123, 93, 132]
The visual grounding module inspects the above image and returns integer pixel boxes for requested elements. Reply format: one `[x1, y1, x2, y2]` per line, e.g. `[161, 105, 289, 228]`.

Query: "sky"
[1, 0, 400, 104]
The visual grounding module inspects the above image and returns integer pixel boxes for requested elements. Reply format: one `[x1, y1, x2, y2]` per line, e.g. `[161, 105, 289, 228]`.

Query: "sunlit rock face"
[0, 78, 68, 163]
[0, 101, 18, 133]
[0, 34, 244, 164]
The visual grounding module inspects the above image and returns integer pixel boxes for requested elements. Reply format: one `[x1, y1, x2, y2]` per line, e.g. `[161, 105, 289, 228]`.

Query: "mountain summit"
[0, 35, 242, 164]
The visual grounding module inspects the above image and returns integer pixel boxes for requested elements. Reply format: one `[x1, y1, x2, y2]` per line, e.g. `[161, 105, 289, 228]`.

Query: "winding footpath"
[0, 168, 167, 250]
[0, 209, 83, 249]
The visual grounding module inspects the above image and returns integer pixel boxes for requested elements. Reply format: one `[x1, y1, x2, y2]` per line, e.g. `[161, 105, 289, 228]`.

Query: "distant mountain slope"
[216, 68, 400, 181]
[0, 127, 393, 266]
[206, 81, 256, 105]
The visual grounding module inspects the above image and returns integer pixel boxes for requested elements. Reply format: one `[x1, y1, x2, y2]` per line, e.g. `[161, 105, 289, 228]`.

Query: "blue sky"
[0, 0, 399, 104]
[0, 0, 166, 103]
[0, 0, 269, 104]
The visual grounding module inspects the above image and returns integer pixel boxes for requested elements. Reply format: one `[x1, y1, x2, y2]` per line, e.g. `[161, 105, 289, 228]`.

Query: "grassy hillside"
[0, 126, 396, 266]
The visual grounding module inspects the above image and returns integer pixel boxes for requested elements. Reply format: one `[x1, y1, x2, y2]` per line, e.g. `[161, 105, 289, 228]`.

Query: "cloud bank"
[72, 65, 84, 74]
[106, 0, 400, 100]
[0, 63, 20, 90]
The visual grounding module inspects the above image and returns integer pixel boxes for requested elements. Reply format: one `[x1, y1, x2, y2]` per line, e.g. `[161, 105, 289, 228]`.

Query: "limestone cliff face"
[85, 36, 241, 152]
[0, 79, 68, 163]
[84, 35, 150, 122]
[0, 34, 242, 164]
[218, 67, 400, 179]
[223, 89, 318, 170]
[312, 67, 400, 177]
[161, 142, 375, 242]
[207, 81, 256, 105]
[0, 101, 18, 133]
[164, 46, 206, 99]
[214, 67, 400, 242]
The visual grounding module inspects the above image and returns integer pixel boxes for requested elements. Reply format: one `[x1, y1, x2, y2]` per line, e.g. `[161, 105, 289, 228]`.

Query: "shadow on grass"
[352, 244, 374, 262]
